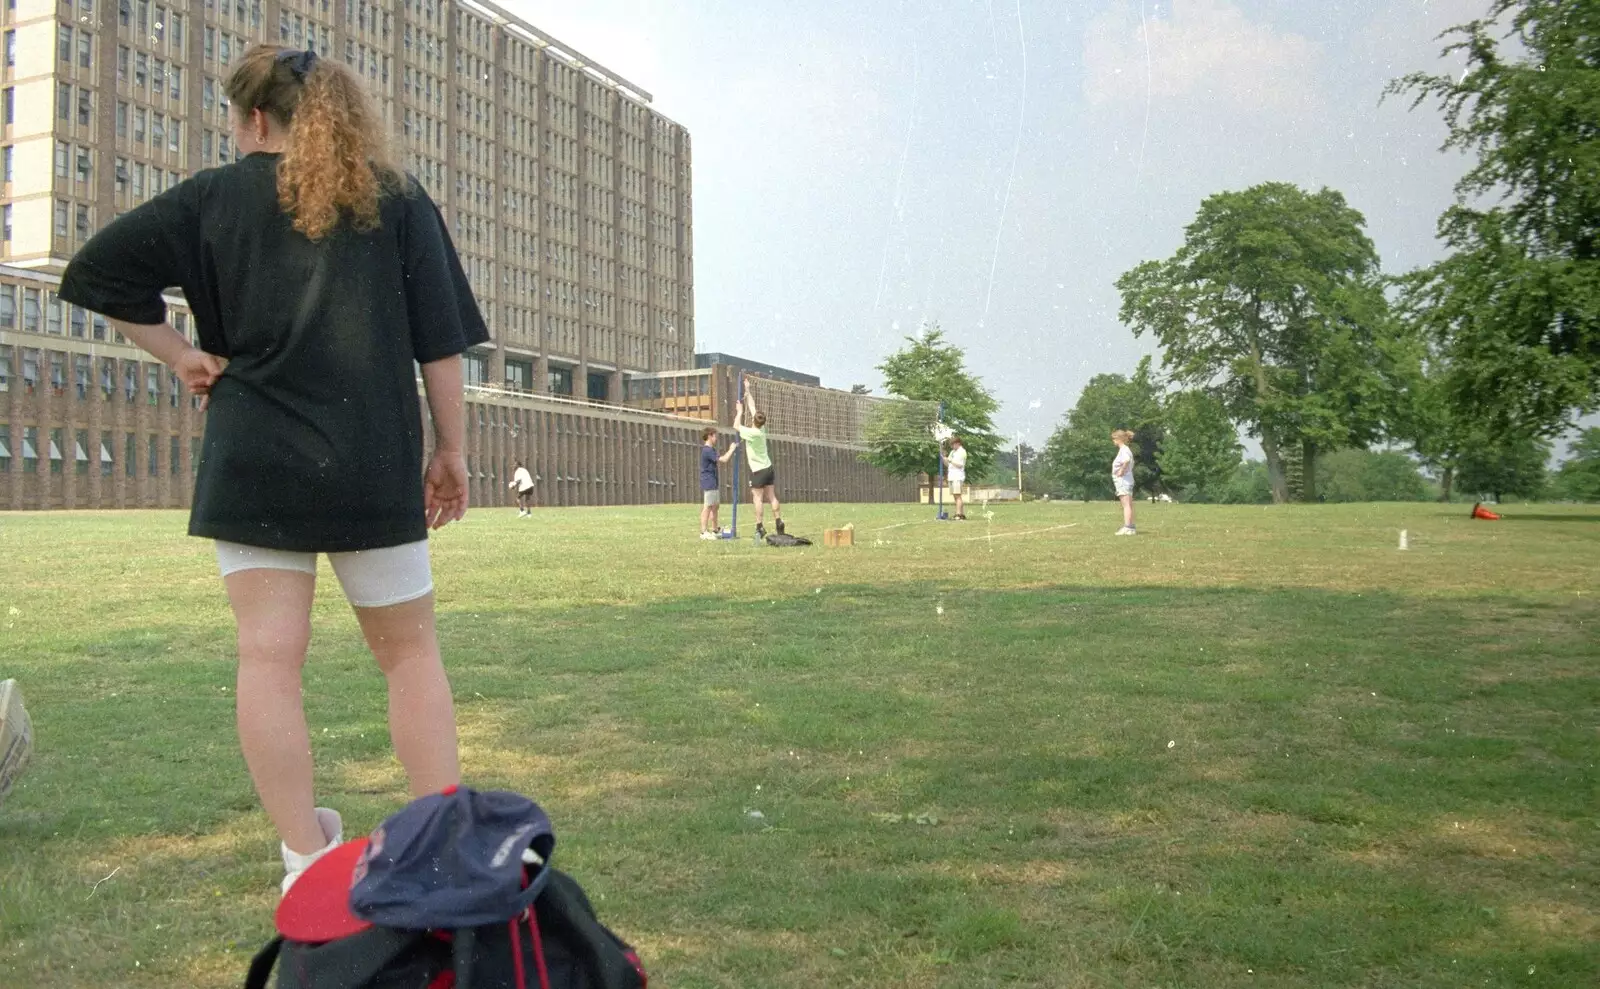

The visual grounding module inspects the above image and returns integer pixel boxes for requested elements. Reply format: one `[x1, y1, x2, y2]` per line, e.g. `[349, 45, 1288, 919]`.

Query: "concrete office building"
[1, 0, 694, 399]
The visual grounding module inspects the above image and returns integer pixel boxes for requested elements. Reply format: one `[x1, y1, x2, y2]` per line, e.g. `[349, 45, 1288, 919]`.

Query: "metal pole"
[730, 375, 743, 538]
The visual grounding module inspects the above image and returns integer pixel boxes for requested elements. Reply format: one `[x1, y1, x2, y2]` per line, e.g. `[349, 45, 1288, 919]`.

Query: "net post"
[730, 376, 743, 538]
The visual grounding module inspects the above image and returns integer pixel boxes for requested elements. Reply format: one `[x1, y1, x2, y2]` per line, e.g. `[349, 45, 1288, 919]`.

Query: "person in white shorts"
[509, 460, 535, 516]
[59, 45, 481, 892]
[1112, 429, 1137, 535]
[941, 435, 969, 520]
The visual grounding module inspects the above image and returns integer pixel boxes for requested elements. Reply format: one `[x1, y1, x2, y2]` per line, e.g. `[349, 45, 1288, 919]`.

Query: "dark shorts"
[749, 467, 776, 489]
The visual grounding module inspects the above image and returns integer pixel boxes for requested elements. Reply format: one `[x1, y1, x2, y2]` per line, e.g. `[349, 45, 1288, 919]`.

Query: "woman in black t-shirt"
[59, 45, 486, 892]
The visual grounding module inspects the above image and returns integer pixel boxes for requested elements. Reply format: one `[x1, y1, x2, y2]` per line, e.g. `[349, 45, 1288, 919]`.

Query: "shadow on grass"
[2, 583, 1596, 988]
[1494, 512, 1600, 523]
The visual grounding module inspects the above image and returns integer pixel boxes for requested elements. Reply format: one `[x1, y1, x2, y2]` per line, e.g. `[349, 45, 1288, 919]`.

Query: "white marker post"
[1399, 529, 1409, 551]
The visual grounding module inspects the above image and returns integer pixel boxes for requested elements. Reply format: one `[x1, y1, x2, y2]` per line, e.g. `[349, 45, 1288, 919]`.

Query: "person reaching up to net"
[735, 380, 784, 540]
[57, 44, 483, 893]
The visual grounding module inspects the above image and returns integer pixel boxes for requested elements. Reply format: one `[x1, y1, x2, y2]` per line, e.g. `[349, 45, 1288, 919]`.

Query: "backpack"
[763, 532, 811, 547]
[245, 788, 646, 989]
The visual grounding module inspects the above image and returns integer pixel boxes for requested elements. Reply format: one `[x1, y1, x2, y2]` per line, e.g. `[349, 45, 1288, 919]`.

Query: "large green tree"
[1551, 428, 1600, 501]
[1390, 0, 1600, 435]
[1455, 430, 1552, 502]
[1117, 182, 1413, 503]
[1316, 450, 1430, 503]
[1399, 342, 1474, 501]
[1040, 357, 1164, 500]
[868, 326, 1000, 480]
[1157, 391, 1242, 500]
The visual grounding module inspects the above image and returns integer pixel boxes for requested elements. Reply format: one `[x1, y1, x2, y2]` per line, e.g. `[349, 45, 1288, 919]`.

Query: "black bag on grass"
[246, 788, 645, 989]
[763, 532, 811, 547]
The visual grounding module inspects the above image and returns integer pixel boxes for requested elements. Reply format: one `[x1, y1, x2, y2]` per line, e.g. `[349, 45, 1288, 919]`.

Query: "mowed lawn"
[0, 501, 1595, 988]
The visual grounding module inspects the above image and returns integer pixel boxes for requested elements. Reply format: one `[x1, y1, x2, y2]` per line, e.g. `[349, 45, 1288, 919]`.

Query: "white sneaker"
[699, 531, 716, 540]
[1114, 526, 1135, 536]
[281, 807, 343, 894]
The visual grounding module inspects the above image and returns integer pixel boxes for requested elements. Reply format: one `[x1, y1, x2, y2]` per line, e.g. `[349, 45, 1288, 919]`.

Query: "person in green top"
[734, 380, 784, 540]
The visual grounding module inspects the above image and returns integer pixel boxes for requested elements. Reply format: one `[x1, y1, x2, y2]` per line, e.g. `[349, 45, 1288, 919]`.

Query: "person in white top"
[941, 436, 969, 520]
[508, 460, 535, 517]
[1111, 430, 1136, 535]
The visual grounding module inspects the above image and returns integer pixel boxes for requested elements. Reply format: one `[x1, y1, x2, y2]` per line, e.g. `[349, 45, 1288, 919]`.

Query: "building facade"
[0, 0, 694, 400]
[0, 264, 919, 510]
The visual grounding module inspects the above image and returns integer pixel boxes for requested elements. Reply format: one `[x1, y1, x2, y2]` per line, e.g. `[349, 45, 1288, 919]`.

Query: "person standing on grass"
[509, 460, 535, 517]
[941, 435, 968, 520]
[699, 426, 739, 540]
[1112, 429, 1137, 535]
[57, 45, 483, 893]
[734, 382, 784, 540]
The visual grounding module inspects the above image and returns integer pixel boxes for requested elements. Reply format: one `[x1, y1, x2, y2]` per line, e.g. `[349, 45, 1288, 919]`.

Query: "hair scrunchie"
[276, 48, 319, 82]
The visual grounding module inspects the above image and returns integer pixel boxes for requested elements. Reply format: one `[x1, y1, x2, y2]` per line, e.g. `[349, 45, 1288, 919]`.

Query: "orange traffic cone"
[1471, 502, 1501, 521]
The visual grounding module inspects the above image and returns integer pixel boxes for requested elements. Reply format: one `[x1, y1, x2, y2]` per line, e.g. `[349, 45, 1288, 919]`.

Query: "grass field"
[0, 500, 1595, 988]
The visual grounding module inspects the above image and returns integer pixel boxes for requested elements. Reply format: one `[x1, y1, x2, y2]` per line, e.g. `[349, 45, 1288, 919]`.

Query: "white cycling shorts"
[214, 539, 434, 609]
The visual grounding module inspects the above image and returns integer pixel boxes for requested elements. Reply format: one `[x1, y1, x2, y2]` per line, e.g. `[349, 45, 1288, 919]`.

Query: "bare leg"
[752, 488, 766, 526]
[700, 503, 712, 532]
[352, 593, 461, 798]
[224, 568, 325, 855]
[1121, 494, 1135, 528]
[766, 487, 781, 522]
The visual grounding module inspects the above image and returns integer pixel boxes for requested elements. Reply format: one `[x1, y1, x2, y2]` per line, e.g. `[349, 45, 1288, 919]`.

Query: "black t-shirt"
[58, 153, 488, 552]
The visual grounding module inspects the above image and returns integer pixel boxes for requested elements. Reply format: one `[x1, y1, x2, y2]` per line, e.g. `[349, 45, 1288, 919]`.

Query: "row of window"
[57, 26, 95, 71]
[403, 24, 446, 75]
[204, 0, 259, 32]
[116, 45, 185, 103]
[0, 284, 188, 341]
[344, 0, 392, 42]
[52, 198, 96, 242]
[113, 99, 186, 160]
[625, 374, 712, 402]
[0, 349, 198, 409]
[0, 424, 196, 479]
[120, 1, 187, 53]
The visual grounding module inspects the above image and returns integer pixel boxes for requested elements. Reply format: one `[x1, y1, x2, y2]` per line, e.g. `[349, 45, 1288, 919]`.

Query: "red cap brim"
[275, 838, 375, 942]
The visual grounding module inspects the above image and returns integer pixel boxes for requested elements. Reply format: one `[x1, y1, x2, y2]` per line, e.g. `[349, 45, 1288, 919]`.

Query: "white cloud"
[1083, 0, 1322, 112]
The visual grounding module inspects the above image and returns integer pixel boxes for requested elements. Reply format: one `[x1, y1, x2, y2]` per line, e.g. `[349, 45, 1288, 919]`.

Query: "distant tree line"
[1033, 1, 1599, 505]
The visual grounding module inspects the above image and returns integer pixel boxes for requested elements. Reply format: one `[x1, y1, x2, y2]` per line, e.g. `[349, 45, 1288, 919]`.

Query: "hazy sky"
[506, 0, 1490, 446]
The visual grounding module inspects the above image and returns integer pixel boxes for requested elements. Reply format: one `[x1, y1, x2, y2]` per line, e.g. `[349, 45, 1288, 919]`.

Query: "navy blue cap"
[349, 786, 556, 928]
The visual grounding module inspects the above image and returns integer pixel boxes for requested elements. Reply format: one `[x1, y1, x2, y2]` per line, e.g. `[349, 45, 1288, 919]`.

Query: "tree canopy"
[1040, 357, 1164, 500]
[1116, 182, 1412, 503]
[868, 326, 1000, 480]
[1551, 428, 1600, 501]
[1158, 391, 1243, 500]
[1389, 0, 1600, 436]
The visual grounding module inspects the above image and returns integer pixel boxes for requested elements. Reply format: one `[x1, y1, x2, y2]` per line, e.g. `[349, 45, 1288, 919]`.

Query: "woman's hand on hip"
[424, 449, 469, 529]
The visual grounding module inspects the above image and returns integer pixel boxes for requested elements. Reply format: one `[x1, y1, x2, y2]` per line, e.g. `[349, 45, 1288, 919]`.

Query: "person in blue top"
[699, 426, 740, 540]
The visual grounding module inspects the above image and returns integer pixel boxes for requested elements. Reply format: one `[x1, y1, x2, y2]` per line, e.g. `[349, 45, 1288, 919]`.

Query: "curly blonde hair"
[225, 45, 398, 241]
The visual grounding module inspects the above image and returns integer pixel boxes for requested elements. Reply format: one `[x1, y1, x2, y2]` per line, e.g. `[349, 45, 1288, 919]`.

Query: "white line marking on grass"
[959, 523, 1078, 542]
[869, 519, 940, 532]
[88, 866, 120, 898]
